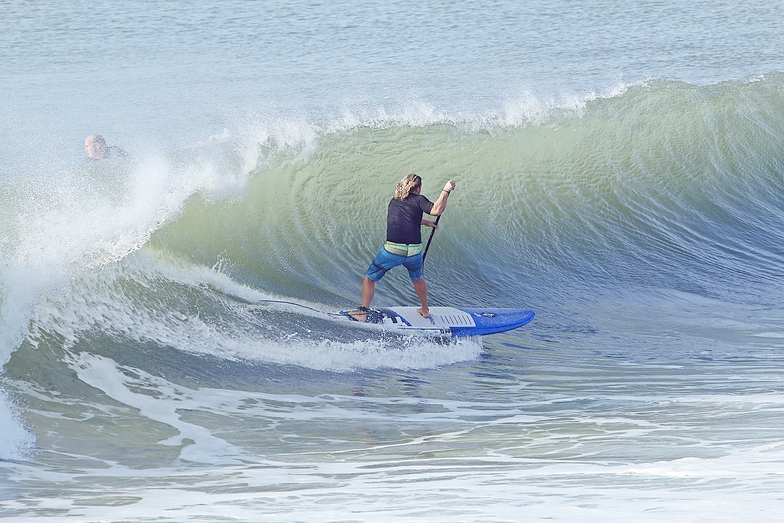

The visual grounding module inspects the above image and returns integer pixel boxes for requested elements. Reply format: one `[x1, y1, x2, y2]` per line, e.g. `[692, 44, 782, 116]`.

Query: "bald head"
[84, 134, 108, 159]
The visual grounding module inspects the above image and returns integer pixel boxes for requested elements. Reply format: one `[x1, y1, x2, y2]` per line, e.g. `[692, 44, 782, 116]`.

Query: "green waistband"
[384, 241, 423, 257]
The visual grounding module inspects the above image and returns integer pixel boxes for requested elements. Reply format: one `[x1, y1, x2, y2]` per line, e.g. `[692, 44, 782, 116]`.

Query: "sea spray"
[0, 387, 34, 461]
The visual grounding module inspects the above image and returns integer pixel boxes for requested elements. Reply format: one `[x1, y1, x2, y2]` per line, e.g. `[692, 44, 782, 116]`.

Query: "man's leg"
[413, 277, 429, 318]
[348, 276, 376, 321]
[361, 277, 375, 308]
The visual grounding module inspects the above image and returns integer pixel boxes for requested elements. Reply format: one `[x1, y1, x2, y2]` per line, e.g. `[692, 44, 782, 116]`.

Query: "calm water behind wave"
[2, 0, 783, 169]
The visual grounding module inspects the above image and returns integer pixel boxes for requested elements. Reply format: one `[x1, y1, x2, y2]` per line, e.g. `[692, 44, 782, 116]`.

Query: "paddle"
[421, 215, 441, 264]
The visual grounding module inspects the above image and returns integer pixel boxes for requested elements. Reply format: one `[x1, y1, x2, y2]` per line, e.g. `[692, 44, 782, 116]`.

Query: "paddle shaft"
[421, 215, 441, 263]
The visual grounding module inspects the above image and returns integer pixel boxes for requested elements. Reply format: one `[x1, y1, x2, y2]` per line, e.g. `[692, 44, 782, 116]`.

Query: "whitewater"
[3, 1, 784, 521]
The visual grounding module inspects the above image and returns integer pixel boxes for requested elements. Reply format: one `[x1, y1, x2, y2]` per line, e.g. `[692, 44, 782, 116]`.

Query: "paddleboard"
[337, 306, 534, 337]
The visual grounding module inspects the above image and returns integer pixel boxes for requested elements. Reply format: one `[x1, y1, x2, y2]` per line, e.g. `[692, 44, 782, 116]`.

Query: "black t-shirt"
[386, 194, 434, 244]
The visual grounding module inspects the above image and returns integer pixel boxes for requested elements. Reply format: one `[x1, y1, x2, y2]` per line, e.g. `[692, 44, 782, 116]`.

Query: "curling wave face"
[151, 76, 784, 310]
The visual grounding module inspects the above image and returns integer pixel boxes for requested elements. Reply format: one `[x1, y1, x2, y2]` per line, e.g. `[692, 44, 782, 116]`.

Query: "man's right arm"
[429, 179, 456, 216]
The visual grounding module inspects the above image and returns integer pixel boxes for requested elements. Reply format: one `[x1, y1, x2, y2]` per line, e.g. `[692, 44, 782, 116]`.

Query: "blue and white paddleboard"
[338, 306, 534, 337]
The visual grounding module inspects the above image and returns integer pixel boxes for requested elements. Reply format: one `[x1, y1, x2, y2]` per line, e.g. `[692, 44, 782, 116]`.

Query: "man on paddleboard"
[354, 174, 455, 320]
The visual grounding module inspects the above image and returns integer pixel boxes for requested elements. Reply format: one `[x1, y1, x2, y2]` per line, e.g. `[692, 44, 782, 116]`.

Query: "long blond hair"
[394, 174, 422, 200]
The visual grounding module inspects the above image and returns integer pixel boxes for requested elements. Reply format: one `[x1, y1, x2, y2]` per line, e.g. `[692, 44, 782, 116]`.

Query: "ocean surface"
[3, 1, 784, 521]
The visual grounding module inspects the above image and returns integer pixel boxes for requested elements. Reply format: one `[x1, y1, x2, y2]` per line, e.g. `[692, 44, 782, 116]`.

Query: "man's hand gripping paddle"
[422, 180, 455, 266]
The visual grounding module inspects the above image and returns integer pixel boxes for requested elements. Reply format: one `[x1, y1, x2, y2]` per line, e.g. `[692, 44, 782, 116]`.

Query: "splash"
[0, 387, 34, 461]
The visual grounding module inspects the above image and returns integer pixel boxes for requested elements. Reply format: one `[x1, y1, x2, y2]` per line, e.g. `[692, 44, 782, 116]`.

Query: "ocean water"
[3, 0, 784, 521]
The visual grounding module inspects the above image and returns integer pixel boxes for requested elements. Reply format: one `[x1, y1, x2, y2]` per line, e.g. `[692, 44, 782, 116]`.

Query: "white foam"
[0, 142, 262, 461]
[29, 250, 483, 371]
[307, 79, 634, 137]
[5, 351, 784, 520]
[0, 387, 34, 461]
[497, 80, 632, 128]
[3, 426, 784, 522]
[66, 352, 243, 464]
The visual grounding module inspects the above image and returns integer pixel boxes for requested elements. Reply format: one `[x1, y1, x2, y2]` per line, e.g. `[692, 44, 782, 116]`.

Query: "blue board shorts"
[366, 244, 424, 281]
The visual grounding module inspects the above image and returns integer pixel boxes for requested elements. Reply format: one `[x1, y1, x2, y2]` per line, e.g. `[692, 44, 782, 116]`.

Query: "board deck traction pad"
[338, 306, 535, 337]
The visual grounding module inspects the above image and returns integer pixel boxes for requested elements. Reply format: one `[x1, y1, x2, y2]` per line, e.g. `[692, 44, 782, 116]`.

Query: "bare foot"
[417, 307, 429, 318]
[347, 309, 367, 322]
